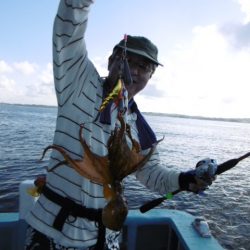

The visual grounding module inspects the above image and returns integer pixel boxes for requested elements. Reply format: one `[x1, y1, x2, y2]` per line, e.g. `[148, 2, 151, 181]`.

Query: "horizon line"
[1, 102, 250, 123]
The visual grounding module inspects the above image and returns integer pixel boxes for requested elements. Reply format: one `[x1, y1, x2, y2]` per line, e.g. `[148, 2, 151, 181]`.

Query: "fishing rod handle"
[140, 197, 165, 213]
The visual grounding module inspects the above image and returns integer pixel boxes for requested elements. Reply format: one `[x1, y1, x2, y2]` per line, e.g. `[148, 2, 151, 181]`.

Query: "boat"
[0, 180, 224, 250]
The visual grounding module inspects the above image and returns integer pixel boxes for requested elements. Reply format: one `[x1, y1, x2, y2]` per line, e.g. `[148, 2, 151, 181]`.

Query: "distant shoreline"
[1, 102, 250, 124]
[144, 112, 250, 124]
[1, 102, 56, 109]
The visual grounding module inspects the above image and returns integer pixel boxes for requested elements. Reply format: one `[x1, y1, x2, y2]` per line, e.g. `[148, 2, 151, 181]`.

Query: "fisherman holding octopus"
[25, 0, 216, 249]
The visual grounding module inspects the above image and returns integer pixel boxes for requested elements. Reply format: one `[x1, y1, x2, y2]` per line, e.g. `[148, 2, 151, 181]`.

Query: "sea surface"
[1, 103, 250, 250]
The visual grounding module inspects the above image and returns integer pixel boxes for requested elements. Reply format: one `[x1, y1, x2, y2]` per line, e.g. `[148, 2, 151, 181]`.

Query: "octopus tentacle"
[41, 144, 109, 184]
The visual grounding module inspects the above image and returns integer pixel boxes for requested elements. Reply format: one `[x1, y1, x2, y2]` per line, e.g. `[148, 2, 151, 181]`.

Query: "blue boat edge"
[0, 180, 224, 250]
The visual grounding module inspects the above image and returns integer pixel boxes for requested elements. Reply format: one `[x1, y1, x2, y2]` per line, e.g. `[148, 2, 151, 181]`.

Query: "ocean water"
[0, 103, 250, 250]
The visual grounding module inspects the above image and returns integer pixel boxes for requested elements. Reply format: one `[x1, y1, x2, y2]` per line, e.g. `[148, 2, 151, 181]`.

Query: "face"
[107, 51, 156, 100]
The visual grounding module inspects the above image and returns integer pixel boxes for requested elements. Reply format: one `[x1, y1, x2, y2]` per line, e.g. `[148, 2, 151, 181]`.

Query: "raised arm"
[53, 0, 94, 106]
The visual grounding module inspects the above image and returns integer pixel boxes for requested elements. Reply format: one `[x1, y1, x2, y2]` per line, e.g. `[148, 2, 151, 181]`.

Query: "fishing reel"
[195, 158, 218, 183]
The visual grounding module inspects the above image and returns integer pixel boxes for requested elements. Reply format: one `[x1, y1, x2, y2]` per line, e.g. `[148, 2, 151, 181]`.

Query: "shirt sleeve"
[52, 0, 95, 107]
[136, 148, 181, 195]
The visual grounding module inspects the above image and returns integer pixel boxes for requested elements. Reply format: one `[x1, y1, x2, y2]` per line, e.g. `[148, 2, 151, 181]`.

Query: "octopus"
[40, 114, 159, 231]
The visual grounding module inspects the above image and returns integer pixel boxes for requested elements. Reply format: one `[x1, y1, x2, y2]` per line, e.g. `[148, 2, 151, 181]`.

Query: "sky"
[1, 0, 250, 118]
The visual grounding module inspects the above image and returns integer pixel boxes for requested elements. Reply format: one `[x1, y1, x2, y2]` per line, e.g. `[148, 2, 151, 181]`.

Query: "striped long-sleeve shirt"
[25, 0, 180, 249]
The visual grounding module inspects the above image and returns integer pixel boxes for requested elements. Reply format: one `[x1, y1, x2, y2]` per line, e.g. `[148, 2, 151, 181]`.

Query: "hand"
[189, 175, 215, 193]
[179, 158, 217, 193]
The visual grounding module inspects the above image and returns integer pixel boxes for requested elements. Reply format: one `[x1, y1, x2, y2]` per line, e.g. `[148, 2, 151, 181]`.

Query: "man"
[25, 0, 214, 249]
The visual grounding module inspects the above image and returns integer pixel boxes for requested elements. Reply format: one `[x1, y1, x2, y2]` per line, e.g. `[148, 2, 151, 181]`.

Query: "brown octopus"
[41, 114, 158, 231]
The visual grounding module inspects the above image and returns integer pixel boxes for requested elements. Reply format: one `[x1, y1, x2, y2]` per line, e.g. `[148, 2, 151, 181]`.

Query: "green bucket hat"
[113, 35, 163, 66]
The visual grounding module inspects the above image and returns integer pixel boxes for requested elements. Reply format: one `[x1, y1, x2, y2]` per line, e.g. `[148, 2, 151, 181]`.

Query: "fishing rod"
[140, 152, 250, 213]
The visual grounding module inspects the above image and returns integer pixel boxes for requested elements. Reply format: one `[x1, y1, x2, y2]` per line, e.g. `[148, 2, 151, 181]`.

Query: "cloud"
[0, 60, 56, 106]
[92, 55, 109, 77]
[136, 24, 250, 118]
[220, 22, 250, 50]
[0, 75, 16, 91]
[14, 61, 38, 75]
[0, 75, 24, 103]
[38, 63, 53, 86]
[24, 63, 55, 104]
[0, 60, 13, 73]
[238, 0, 250, 24]
[35, 63, 54, 95]
[220, 0, 250, 50]
[140, 80, 165, 98]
